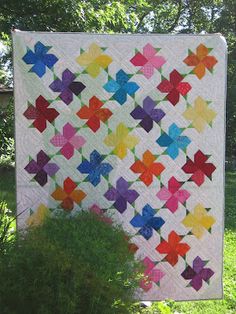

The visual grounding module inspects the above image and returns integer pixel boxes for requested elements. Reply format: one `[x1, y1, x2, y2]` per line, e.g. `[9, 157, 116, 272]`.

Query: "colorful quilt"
[13, 31, 226, 301]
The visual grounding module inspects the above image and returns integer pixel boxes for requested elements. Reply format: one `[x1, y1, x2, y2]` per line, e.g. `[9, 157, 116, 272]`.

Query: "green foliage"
[0, 211, 141, 314]
[0, 33, 11, 85]
[0, 34, 13, 162]
[0, 138, 15, 168]
[0, 168, 16, 212]
[0, 68, 7, 84]
[148, 301, 173, 314]
[0, 97, 15, 167]
[0, 97, 14, 139]
[0, 200, 15, 253]
[129, 301, 174, 313]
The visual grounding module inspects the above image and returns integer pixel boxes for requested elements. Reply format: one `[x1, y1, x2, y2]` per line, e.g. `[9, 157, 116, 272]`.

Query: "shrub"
[0, 211, 141, 314]
[0, 97, 15, 167]
[0, 137, 15, 168]
[0, 200, 14, 253]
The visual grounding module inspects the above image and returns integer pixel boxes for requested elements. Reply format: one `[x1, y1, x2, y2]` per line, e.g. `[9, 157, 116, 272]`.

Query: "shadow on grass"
[225, 171, 236, 231]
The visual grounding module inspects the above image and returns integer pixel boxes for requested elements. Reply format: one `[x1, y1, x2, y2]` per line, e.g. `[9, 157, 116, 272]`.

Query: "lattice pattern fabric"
[13, 31, 226, 301]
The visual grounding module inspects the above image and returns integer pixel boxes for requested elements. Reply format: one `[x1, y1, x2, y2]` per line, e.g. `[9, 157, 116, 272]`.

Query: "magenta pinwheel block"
[50, 122, 86, 160]
[130, 43, 166, 79]
[13, 31, 226, 301]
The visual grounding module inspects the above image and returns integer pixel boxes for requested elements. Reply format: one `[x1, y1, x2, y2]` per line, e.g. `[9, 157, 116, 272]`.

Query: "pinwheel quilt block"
[13, 32, 226, 301]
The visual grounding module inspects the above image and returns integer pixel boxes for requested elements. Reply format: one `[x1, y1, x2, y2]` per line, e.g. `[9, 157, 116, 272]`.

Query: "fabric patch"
[76, 43, 112, 78]
[22, 41, 58, 77]
[49, 69, 86, 105]
[157, 69, 192, 106]
[104, 69, 140, 105]
[130, 43, 166, 79]
[130, 204, 165, 240]
[183, 44, 218, 79]
[50, 122, 86, 159]
[23, 95, 59, 132]
[77, 96, 112, 132]
[130, 96, 165, 132]
[13, 32, 226, 301]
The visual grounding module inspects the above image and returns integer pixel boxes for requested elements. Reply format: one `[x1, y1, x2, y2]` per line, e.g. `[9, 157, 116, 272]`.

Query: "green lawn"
[0, 168, 235, 314]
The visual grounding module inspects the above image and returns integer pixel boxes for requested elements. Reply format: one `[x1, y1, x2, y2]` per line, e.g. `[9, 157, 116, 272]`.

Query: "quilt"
[12, 31, 226, 301]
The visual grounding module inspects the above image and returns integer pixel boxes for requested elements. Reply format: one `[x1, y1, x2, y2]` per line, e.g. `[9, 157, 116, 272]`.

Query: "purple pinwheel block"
[104, 177, 139, 213]
[181, 256, 214, 291]
[131, 96, 165, 132]
[25, 150, 59, 186]
[49, 69, 86, 105]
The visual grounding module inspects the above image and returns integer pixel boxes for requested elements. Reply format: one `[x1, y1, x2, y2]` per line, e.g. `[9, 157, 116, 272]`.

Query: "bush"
[0, 137, 15, 168]
[0, 211, 141, 314]
[0, 200, 14, 253]
[0, 97, 15, 167]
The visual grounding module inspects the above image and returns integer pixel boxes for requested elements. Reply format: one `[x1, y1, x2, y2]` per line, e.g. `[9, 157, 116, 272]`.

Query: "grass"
[0, 168, 235, 314]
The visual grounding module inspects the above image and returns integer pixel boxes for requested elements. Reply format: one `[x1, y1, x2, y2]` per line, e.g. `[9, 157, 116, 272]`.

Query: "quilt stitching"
[14, 33, 225, 301]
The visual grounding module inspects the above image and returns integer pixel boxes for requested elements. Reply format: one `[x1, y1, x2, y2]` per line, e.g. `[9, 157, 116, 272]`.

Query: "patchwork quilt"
[13, 31, 226, 301]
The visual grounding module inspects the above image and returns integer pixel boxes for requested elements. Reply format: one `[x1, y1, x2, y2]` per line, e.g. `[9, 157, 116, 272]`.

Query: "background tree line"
[0, 0, 235, 159]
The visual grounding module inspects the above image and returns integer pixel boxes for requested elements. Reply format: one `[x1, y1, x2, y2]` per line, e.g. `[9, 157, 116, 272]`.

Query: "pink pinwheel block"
[156, 177, 190, 213]
[50, 123, 86, 159]
[90, 204, 113, 224]
[140, 257, 165, 292]
[90, 204, 103, 215]
[149, 269, 165, 284]
[130, 43, 166, 79]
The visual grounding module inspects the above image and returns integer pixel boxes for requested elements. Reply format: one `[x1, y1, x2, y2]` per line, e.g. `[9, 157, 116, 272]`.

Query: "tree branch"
[136, 10, 152, 32]
[167, 0, 182, 33]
